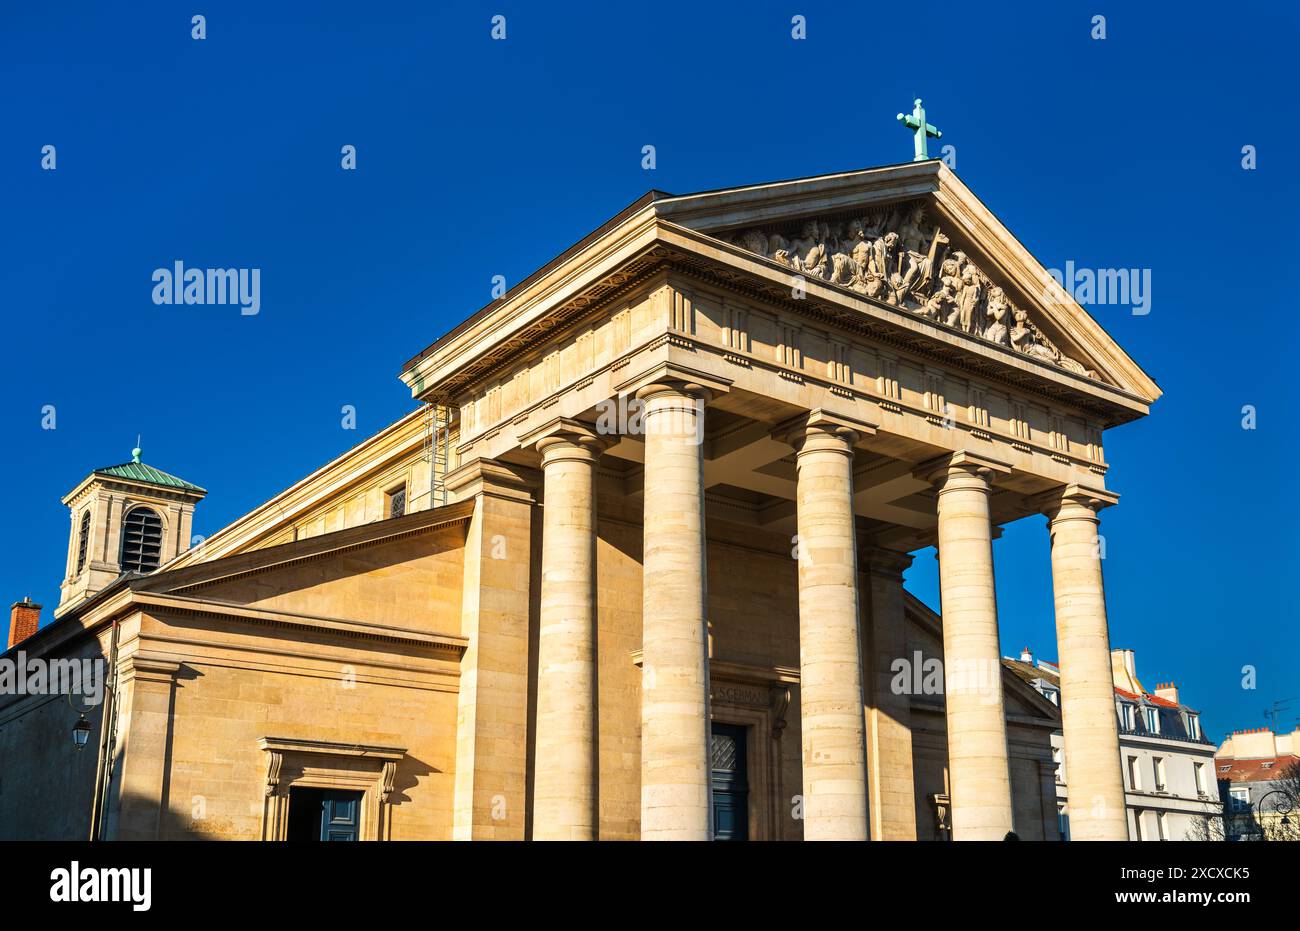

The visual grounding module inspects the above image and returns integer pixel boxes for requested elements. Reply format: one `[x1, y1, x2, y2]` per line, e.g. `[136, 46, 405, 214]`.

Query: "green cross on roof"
[897, 98, 942, 162]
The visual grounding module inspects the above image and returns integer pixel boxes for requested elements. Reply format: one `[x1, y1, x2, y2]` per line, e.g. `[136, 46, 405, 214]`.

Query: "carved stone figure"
[921, 284, 956, 324]
[721, 201, 1096, 379]
[737, 229, 768, 258]
[954, 267, 983, 334]
[791, 221, 827, 279]
[1010, 308, 1057, 362]
[984, 286, 1010, 346]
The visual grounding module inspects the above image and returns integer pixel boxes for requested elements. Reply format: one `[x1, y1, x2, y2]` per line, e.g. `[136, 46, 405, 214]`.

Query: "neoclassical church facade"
[0, 161, 1160, 841]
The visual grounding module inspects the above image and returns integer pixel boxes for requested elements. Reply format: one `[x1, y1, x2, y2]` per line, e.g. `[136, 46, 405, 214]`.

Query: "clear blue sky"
[3, 2, 1296, 743]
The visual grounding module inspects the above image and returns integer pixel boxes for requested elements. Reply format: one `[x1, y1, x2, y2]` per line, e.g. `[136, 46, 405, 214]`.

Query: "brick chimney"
[8, 597, 41, 649]
[1153, 681, 1180, 705]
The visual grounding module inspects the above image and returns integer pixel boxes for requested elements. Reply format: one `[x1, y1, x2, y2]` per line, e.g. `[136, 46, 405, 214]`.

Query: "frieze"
[717, 202, 1097, 379]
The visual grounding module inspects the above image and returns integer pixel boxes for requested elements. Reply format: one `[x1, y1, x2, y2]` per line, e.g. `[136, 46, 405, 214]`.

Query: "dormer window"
[120, 506, 163, 573]
[75, 510, 91, 574]
[1186, 713, 1201, 740]
[1119, 703, 1135, 730]
[1143, 707, 1160, 734]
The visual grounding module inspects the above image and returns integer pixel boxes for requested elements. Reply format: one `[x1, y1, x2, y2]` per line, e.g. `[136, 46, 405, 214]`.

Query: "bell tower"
[56, 444, 206, 618]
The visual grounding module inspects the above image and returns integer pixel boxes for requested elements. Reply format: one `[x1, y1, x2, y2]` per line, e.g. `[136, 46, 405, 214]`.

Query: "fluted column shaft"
[1044, 488, 1128, 841]
[793, 424, 869, 840]
[931, 460, 1013, 840]
[533, 432, 601, 840]
[638, 385, 711, 840]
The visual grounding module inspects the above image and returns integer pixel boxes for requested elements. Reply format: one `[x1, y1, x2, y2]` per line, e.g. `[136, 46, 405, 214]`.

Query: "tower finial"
[132, 435, 142, 464]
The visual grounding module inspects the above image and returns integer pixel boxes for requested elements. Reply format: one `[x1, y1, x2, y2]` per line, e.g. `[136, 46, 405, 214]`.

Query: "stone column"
[920, 452, 1013, 840]
[530, 421, 602, 840]
[789, 416, 870, 840]
[1038, 484, 1128, 841]
[638, 383, 711, 840]
[862, 548, 918, 840]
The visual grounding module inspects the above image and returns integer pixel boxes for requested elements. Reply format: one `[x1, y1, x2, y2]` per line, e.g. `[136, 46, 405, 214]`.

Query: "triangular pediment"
[651, 162, 1160, 405]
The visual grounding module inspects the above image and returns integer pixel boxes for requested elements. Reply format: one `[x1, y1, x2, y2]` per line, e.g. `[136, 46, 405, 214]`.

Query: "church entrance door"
[710, 723, 749, 840]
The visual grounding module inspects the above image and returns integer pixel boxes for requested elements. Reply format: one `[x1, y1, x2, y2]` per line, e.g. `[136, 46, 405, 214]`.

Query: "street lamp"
[71, 715, 92, 749]
[1252, 789, 1295, 839]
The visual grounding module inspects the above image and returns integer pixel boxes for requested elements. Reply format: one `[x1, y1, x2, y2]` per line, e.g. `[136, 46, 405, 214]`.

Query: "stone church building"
[0, 161, 1160, 841]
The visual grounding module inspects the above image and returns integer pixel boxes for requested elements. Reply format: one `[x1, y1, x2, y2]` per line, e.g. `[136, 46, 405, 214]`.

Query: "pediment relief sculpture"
[718, 202, 1097, 380]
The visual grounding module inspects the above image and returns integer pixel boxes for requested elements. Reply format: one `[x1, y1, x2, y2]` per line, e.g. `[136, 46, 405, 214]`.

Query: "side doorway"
[287, 788, 364, 841]
[710, 723, 750, 841]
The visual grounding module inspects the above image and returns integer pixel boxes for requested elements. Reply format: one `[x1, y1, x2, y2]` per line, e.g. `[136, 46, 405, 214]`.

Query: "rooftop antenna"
[1264, 698, 1297, 732]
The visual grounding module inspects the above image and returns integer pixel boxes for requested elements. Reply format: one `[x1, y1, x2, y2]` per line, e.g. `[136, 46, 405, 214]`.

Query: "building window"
[1127, 755, 1141, 790]
[1228, 787, 1250, 813]
[1144, 707, 1159, 733]
[386, 484, 407, 519]
[1186, 713, 1201, 740]
[1194, 762, 1206, 795]
[1119, 703, 1135, 730]
[1153, 757, 1166, 791]
[1133, 809, 1146, 841]
[75, 510, 91, 574]
[1057, 804, 1070, 841]
[1157, 811, 1169, 841]
[119, 507, 163, 573]
[1043, 687, 1059, 705]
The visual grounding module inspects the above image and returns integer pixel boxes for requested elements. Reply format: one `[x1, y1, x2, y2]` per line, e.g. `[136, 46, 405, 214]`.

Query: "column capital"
[773, 407, 878, 452]
[444, 457, 537, 502]
[913, 450, 1012, 489]
[1029, 483, 1120, 521]
[861, 546, 914, 579]
[518, 417, 609, 466]
[614, 361, 732, 405]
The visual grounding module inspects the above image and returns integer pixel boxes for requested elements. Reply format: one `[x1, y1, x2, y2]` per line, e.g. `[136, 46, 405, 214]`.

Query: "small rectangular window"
[387, 484, 407, 519]
[1127, 755, 1141, 790]
[1194, 762, 1206, 794]
[1153, 757, 1166, 791]
[1144, 707, 1159, 733]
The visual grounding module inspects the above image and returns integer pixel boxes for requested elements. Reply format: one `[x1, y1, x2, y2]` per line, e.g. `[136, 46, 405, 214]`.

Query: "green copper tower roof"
[92, 444, 206, 493]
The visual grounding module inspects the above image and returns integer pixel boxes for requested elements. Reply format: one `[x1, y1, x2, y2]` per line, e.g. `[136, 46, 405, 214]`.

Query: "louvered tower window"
[120, 507, 163, 573]
[76, 510, 91, 574]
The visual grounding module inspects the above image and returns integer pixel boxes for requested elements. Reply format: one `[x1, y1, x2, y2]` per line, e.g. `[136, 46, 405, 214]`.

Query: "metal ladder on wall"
[424, 401, 452, 509]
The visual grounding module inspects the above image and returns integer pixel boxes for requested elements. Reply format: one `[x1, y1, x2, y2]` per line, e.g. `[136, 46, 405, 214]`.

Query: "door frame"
[259, 737, 405, 841]
[712, 696, 780, 842]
